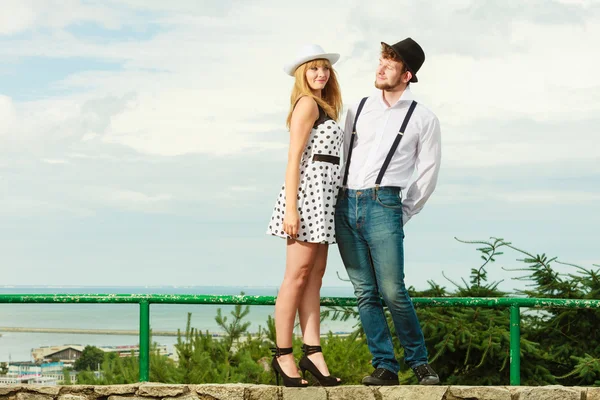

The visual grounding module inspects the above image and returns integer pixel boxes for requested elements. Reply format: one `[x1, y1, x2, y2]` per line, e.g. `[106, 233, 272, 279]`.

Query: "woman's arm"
[283, 96, 319, 238]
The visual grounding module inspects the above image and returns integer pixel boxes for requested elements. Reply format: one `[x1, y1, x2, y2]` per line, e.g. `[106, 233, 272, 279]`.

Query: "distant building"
[0, 361, 76, 385]
[100, 344, 169, 358]
[31, 344, 170, 365]
[32, 345, 85, 364]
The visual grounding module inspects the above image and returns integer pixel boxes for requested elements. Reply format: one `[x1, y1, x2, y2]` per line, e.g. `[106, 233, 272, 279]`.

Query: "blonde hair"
[286, 58, 342, 128]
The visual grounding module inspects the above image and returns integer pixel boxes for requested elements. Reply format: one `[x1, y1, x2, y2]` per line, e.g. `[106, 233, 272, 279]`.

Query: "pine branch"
[475, 335, 493, 369]
[442, 271, 466, 290]
[336, 271, 351, 282]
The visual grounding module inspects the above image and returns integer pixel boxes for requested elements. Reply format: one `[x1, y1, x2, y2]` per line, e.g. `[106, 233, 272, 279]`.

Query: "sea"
[0, 286, 358, 362]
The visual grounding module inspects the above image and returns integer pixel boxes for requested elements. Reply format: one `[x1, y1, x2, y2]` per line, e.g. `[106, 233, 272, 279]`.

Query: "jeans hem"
[373, 362, 400, 374]
[407, 360, 430, 369]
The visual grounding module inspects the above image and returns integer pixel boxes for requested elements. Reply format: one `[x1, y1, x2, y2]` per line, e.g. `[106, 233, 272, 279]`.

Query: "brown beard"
[374, 81, 394, 90]
[374, 74, 405, 90]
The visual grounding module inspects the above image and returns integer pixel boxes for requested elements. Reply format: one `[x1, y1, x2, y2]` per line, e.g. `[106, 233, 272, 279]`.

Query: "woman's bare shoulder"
[293, 96, 319, 118]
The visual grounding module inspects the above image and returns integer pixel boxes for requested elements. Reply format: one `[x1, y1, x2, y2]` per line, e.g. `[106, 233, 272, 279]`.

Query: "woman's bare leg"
[274, 239, 318, 380]
[298, 243, 338, 379]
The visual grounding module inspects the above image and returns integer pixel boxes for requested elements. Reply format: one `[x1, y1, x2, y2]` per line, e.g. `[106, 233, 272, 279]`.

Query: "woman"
[266, 44, 343, 387]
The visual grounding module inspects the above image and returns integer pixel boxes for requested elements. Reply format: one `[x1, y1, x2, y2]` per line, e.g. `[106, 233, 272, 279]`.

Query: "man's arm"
[402, 115, 442, 225]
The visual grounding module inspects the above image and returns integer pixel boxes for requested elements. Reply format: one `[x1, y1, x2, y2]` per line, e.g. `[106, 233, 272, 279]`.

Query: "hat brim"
[381, 41, 418, 83]
[283, 53, 340, 76]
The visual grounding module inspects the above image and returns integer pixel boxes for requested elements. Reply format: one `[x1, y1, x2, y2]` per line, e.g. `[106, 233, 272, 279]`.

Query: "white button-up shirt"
[342, 87, 442, 225]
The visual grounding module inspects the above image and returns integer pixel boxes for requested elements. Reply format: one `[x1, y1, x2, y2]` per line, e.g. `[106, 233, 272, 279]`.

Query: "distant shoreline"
[0, 326, 350, 337]
[0, 327, 181, 337]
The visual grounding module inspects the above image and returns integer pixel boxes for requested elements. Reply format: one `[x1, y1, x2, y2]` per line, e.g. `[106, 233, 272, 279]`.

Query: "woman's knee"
[313, 262, 326, 279]
[284, 264, 313, 288]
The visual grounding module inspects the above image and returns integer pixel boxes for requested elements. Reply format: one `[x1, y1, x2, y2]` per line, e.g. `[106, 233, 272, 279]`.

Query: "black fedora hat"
[381, 37, 425, 83]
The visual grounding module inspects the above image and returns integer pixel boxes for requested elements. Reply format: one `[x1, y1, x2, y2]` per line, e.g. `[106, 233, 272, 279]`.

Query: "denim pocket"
[375, 190, 403, 209]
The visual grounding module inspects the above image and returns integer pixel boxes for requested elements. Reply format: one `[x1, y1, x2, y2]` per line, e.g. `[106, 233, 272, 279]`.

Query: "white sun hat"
[283, 44, 340, 76]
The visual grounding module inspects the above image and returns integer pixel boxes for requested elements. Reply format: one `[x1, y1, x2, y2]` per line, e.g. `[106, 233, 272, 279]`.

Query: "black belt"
[312, 154, 340, 165]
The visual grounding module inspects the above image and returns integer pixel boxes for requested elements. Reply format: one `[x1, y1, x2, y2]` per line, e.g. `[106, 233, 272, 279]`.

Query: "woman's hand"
[281, 96, 317, 239]
[283, 208, 300, 238]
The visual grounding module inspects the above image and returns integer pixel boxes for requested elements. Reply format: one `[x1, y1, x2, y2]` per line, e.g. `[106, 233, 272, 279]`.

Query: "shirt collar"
[374, 86, 415, 108]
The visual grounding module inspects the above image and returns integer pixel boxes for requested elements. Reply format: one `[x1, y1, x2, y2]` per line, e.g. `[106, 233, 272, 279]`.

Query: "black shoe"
[412, 363, 440, 385]
[298, 344, 341, 387]
[362, 368, 399, 386]
[270, 347, 308, 387]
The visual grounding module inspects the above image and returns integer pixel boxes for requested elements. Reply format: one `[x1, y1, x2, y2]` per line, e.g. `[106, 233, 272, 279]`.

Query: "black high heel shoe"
[299, 344, 341, 386]
[271, 347, 308, 387]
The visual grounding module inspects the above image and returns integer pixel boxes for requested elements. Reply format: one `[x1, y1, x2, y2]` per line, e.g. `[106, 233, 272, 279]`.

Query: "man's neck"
[382, 85, 407, 107]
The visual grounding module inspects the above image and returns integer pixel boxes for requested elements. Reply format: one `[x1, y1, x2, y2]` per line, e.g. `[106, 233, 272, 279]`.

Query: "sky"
[1, 0, 599, 293]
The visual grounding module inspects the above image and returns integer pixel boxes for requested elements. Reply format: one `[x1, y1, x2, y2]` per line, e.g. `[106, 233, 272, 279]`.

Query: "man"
[335, 37, 441, 385]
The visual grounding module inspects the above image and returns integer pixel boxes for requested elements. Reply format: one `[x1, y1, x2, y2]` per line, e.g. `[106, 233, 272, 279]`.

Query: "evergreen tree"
[502, 240, 600, 385]
[70, 241, 600, 386]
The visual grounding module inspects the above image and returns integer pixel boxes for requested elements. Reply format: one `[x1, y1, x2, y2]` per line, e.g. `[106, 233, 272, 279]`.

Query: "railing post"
[139, 300, 150, 382]
[509, 305, 521, 386]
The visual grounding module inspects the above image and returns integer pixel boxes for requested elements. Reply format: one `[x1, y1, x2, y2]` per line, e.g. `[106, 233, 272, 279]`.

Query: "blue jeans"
[335, 186, 428, 372]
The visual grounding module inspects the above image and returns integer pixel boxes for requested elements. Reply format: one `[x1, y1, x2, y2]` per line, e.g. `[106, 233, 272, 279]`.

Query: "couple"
[266, 37, 442, 387]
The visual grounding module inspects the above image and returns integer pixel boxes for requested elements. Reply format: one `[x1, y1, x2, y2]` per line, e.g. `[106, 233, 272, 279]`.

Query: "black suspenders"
[374, 100, 417, 189]
[342, 97, 368, 188]
[343, 98, 418, 190]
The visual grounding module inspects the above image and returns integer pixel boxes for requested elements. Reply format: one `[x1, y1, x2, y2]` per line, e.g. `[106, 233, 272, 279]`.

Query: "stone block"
[282, 386, 327, 400]
[194, 384, 249, 400]
[378, 385, 449, 400]
[0, 386, 19, 396]
[107, 397, 148, 400]
[510, 385, 581, 400]
[162, 395, 201, 400]
[246, 385, 279, 400]
[138, 384, 187, 397]
[15, 394, 52, 400]
[58, 395, 87, 400]
[21, 387, 59, 396]
[447, 386, 511, 400]
[327, 386, 377, 400]
[587, 387, 600, 400]
[95, 384, 140, 396]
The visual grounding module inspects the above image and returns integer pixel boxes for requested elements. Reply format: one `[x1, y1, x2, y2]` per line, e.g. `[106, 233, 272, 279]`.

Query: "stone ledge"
[0, 384, 598, 400]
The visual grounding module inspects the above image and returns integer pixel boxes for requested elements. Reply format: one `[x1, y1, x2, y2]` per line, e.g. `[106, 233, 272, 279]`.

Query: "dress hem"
[266, 232, 336, 245]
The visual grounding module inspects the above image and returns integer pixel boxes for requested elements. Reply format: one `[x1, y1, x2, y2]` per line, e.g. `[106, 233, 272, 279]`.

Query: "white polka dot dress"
[266, 107, 343, 244]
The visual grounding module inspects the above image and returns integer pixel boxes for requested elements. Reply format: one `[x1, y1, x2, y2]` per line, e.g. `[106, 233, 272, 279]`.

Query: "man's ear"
[404, 70, 413, 83]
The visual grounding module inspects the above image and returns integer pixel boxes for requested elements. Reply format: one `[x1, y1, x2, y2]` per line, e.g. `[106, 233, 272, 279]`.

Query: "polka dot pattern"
[266, 115, 342, 244]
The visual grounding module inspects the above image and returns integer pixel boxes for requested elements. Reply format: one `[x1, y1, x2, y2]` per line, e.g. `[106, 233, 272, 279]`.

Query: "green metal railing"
[1, 294, 599, 385]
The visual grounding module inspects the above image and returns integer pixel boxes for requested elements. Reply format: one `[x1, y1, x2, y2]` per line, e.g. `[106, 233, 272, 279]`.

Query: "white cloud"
[1, 0, 598, 166]
[0, 0, 127, 35]
[1, 0, 599, 224]
[0, 1, 38, 35]
[434, 184, 600, 205]
[42, 158, 70, 164]
[442, 132, 599, 167]
[60, 186, 176, 214]
[101, 90, 286, 156]
[0, 195, 93, 217]
[0, 96, 17, 135]
[505, 190, 600, 204]
[111, 189, 172, 203]
[0, 95, 85, 151]
[229, 186, 260, 192]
